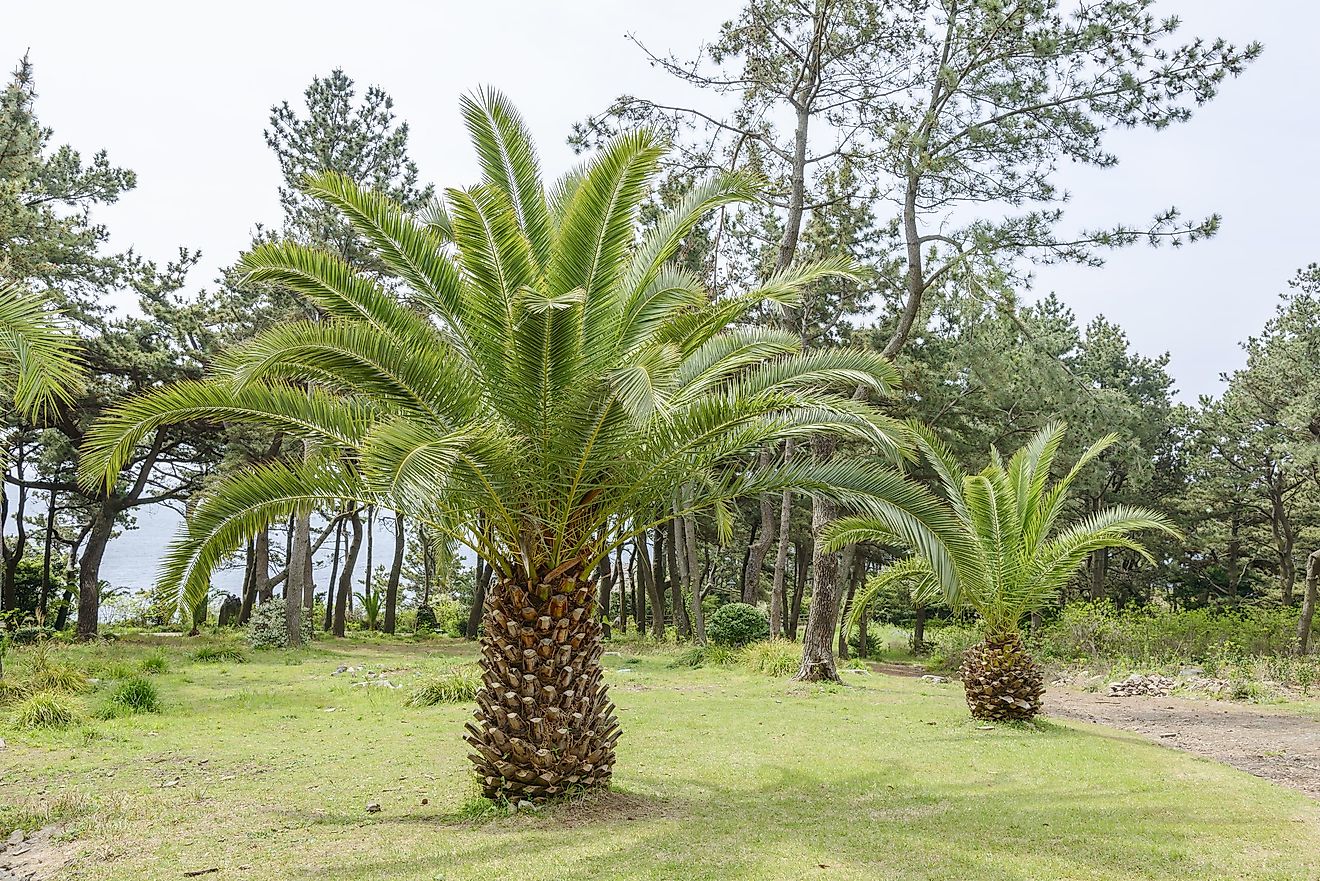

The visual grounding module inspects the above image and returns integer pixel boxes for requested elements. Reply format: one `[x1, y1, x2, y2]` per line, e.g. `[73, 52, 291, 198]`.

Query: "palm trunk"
[466, 559, 619, 803]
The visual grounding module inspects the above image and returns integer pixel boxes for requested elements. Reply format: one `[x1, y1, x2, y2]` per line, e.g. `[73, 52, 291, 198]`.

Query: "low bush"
[101, 676, 161, 716]
[706, 603, 769, 648]
[1032, 602, 1298, 668]
[246, 603, 314, 649]
[740, 639, 800, 677]
[927, 624, 982, 674]
[10, 691, 81, 729]
[406, 666, 481, 706]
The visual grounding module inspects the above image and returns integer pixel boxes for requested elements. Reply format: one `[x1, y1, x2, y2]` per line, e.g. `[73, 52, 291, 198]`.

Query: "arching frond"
[0, 282, 85, 420]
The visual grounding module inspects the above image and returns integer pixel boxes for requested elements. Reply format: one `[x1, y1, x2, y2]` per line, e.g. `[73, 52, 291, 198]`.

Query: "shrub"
[414, 602, 439, 633]
[740, 639, 800, 677]
[192, 643, 248, 664]
[10, 691, 81, 729]
[0, 678, 29, 705]
[927, 624, 982, 674]
[406, 666, 481, 706]
[139, 650, 169, 674]
[706, 603, 769, 648]
[99, 662, 136, 681]
[246, 603, 314, 649]
[101, 676, 161, 716]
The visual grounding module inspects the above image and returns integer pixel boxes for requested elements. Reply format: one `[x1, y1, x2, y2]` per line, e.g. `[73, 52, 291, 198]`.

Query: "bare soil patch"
[0, 825, 77, 881]
[1044, 688, 1320, 799]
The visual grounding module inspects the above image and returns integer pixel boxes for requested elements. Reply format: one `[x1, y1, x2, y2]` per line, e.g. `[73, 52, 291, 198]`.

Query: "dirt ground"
[1044, 688, 1320, 800]
[872, 660, 1320, 800]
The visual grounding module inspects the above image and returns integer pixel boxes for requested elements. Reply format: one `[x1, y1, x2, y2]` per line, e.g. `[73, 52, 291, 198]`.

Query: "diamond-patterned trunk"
[464, 561, 619, 802]
[959, 632, 1045, 722]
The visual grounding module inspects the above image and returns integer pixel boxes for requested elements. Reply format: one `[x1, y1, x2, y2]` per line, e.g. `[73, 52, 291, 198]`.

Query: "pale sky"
[5, 0, 1311, 407]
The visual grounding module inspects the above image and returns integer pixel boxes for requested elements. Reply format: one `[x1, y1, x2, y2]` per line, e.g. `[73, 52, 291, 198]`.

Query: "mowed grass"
[2, 634, 1317, 881]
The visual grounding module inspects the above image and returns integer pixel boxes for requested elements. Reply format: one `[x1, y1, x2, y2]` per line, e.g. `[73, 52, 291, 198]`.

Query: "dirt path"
[1045, 688, 1320, 799]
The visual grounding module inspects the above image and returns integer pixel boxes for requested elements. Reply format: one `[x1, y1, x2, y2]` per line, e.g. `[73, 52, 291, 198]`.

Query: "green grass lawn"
[3, 634, 1318, 881]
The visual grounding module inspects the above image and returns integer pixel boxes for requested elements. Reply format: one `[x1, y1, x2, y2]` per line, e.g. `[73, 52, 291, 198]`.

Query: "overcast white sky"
[4, 1, 1312, 404]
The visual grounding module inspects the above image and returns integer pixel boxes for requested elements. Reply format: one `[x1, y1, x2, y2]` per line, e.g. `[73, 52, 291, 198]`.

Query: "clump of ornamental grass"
[192, 643, 247, 664]
[406, 666, 481, 707]
[740, 639, 801, 677]
[139, 650, 169, 674]
[10, 691, 82, 729]
[28, 663, 90, 695]
[99, 676, 161, 717]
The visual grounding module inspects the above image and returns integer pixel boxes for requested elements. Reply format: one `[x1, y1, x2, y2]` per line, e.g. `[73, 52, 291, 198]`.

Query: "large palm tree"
[0, 281, 84, 420]
[831, 423, 1179, 721]
[81, 91, 957, 802]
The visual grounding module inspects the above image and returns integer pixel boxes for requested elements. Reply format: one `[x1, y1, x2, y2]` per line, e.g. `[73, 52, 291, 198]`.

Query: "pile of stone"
[1107, 673, 1175, 697]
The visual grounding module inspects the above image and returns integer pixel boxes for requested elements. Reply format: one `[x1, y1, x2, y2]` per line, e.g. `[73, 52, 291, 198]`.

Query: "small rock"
[7, 829, 24, 846]
[516, 800, 535, 812]
[1108, 674, 1174, 697]
[333, 665, 348, 675]
[162, 778, 180, 788]
[920, 675, 949, 684]
[366, 802, 381, 813]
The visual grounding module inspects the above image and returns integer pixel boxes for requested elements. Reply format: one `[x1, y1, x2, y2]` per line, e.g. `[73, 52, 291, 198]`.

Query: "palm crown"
[833, 423, 1180, 637]
[80, 89, 940, 619]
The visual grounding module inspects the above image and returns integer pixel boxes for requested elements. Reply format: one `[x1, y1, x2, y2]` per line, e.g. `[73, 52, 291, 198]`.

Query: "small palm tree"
[0, 281, 84, 420]
[830, 423, 1179, 721]
[355, 584, 382, 632]
[81, 90, 952, 802]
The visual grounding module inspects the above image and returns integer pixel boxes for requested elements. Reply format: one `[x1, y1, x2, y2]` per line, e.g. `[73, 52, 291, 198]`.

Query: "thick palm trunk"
[466, 560, 619, 804]
[962, 633, 1044, 721]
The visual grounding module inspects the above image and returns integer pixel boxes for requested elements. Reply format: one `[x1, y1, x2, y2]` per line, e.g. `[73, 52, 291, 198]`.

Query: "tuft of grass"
[406, 666, 480, 707]
[740, 639, 801, 677]
[668, 646, 707, 668]
[192, 644, 248, 664]
[0, 677, 29, 705]
[139, 650, 169, 674]
[10, 690, 82, 729]
[28, 663, 90, 694]
[0, 788, 95, 838]
[100, 662, 136, 680]
[100, 676, 161, 717]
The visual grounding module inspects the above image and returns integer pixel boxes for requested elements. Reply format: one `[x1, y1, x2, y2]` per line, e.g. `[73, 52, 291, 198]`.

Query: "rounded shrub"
[414, 602, 439, 633]
[706, 603, 769, 648]
[192, 643, 248, 664]
[10, 691, 81, 729]
[246, 603, 314, 649]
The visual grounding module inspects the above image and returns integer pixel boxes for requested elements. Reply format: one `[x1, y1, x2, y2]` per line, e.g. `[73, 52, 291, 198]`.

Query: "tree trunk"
[384, 514, 405, 634]
[636, 534, 664, 640]
[597, 553, 613, 639]
[333, 509, 362, 637]
[326, 517, 343, 631]
[38, 488, 57, 620]
[238, 538, 256, 624]
[242, 526, 270, 624]
[1090, 546, 1108, 602]
[1297, 550, 1320, 655]
[465, 559, 619, 803]
[789, 539, 808, 640]
[286, 505, 309, 648]
[742, 453, 776, 604]
[467, 557, 492, 640]
[680, 507, 705, 644]
[797, 438, 843, 682]
[769, 449, 795, 637]
[912, 605, 927, 653]
[76, 504, 116, 640]
[666, 518, 690, 639]
[837, 552, 860, 660]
